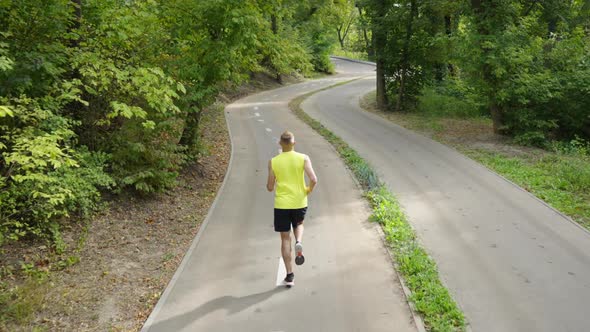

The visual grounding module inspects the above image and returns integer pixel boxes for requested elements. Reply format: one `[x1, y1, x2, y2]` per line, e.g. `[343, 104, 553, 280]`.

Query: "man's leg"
[280, 231, 293, 274]
[293, 222, 304, 243]
[294, 222, 305, 266]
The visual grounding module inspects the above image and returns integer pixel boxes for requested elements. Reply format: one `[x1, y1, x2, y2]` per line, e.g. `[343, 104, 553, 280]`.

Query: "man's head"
[279, 131, 295, 151]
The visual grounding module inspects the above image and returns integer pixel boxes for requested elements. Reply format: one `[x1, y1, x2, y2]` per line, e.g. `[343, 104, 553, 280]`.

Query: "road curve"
[141, 59, 416, 332]
[302, 65, 590, 332]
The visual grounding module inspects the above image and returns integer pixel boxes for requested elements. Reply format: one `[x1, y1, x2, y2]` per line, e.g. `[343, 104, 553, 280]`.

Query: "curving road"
[302, 62, 590, 331]
[141, 59, 417, 332]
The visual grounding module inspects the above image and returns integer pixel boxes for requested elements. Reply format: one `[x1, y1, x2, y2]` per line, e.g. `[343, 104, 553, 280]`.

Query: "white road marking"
[265, 128, 272, 132]
[276, 257, 287, 286]
[257, 119, 264, 123]
[254, 106, 259, 110]
[254, 112, 260, 117]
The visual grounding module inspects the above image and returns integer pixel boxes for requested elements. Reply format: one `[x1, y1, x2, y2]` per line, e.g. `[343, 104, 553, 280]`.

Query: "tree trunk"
[271, 14, 282, 83]
[444, 15, 455, 77]
[337, 26, 345, 48]
[373, 0, 388, 109]
[396, 0, 417, 112]
[376, 56, 387, 109]
[471, 0, 504, 134]
[490, 103, 503, 134]
[375, 35, 387, 105]
[357, 6, 373, 60]
[179, 107, 203, 148]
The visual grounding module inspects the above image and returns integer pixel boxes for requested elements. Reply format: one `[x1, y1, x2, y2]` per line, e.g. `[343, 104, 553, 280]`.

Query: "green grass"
[416, 86, 484, 119]
[360, 91, 445, 134]
[161, 252, 175, 263]
[465, 149, 590, 229]
[290, 88, 466, 331]
[331, 49, 371, 62]
[0, 277, 48, 329]
[361, 88, 590, 232]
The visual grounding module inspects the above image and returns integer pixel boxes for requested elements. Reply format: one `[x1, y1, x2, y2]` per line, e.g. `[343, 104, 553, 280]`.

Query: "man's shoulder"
[294, 151, 308, 158]
[297, 152, 310, 161]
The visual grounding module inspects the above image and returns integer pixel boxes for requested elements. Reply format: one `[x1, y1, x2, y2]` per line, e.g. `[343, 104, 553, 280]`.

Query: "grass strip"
[361, 91, 590, 231]
[331, 49, 371, 62]
[289, 87, 466, 331]
[464, 149, 590, 229]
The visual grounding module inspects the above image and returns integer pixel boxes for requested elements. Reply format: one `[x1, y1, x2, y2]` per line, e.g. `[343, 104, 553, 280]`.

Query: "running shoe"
[284, 272, 294, 287]
[295, 241, 305, 265]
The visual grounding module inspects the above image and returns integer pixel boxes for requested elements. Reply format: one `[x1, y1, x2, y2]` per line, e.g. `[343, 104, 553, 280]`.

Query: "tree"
[0, 0, 339, 244]
[334, 0, 357, 48]
[365, 0, 389, 108]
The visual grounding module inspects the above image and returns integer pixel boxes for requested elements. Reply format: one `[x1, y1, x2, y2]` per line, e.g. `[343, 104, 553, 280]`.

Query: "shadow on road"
[147, 287, 289, 331]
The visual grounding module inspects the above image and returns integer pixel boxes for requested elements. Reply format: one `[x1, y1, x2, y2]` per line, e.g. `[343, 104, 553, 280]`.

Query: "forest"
[349, 0, 590, 143]
[1, 0, 589, 276]
[0, 0, 347, 246]
[1, 0, 589, 330]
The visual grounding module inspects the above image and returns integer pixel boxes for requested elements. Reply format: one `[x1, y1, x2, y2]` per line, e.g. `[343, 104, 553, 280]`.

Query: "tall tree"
[395, 0, 418, 112]
[367, 0, 388, 108]
[334, 0, 357, 48]
[469, 0, 518, 133]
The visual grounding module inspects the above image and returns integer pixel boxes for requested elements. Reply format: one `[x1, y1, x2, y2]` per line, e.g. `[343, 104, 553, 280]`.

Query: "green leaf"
[0, 105, 13, 117]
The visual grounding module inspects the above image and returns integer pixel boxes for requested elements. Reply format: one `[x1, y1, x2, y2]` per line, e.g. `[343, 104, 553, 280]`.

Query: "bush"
[550, 136, 590, 157]
[110, 118, 186, 193]
[0, 132, 113, 245]
[493, 26, 590, 141]
[0, 91, 114, 246]
[417, 80, 484, 118]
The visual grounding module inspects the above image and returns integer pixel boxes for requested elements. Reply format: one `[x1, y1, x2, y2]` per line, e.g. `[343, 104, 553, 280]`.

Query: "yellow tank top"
[271, 151, 308, 209]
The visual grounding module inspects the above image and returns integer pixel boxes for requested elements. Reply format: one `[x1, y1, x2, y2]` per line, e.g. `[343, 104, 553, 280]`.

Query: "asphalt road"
[141, 59, 416, 332]
[302, 65, 590, 332]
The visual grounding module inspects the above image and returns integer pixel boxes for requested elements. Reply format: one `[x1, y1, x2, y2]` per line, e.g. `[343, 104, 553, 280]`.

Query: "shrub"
[110, 118, 186, 193]
[0, 93, 114, 246]
[417, 80, 485, 118]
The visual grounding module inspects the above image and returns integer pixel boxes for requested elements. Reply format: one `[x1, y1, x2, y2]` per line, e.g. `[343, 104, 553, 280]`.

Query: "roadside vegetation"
[332, 49, 370, 62]
[334, 0, 590, 232]
[1, 0, 346, 329]
[291, 89, 466, 332]
[339, 1, 590, 146]
[361, 90, 590, 231]
[465, 144, 590, 229]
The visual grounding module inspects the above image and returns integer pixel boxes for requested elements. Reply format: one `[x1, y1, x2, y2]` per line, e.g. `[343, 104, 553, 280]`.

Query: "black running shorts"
[274, 207, 307, 232]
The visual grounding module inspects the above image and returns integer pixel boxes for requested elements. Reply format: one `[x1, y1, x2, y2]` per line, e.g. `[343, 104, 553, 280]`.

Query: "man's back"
[271, 151, 307, 209]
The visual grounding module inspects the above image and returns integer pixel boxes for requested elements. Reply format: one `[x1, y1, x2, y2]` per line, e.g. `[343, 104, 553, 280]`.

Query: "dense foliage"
[0, 0, 339, 245]
[337, 0, 590, 145]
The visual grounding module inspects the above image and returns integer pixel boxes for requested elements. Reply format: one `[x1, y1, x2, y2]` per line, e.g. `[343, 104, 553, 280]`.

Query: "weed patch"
[465, 149, 590, 229]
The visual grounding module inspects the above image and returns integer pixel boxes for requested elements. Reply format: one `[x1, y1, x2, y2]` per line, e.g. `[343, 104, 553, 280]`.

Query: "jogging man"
[267, 131, 317, 287]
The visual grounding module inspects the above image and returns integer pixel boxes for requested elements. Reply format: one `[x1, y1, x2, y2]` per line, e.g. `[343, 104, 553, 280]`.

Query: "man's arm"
[267, 160, 276, 192]
[304, 155, 318, 194]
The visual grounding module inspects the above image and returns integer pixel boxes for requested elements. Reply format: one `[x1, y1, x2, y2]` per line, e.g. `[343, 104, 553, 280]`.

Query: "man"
[267, 131, 317, 287]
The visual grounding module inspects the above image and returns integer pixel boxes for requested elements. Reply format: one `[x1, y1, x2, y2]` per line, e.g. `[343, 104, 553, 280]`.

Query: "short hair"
[280, 131, 294, 145]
